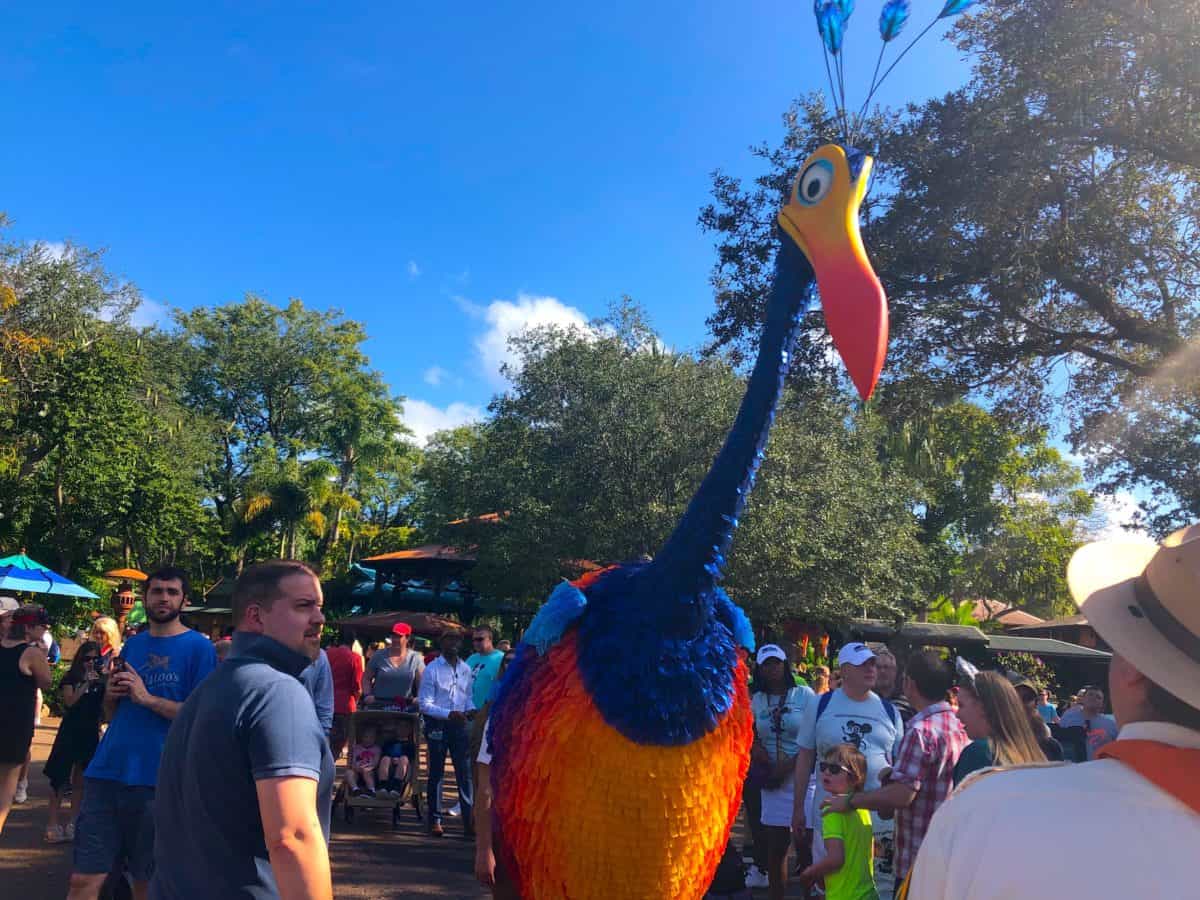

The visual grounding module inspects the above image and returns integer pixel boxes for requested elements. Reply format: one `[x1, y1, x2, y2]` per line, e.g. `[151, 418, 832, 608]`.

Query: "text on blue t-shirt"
[86, 629, 217, 787]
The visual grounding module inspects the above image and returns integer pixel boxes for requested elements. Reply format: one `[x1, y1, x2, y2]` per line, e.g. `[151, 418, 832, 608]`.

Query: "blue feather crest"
[879, 0, 910, 42]
[814, 1, 845, 54]
[521, 579, 587, 655]
[834, 0, 855, 22]
[939, 0, 977, 17]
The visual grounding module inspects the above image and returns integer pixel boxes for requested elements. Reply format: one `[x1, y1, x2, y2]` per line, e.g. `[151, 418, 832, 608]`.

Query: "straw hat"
[1067, 523, 1200, 710]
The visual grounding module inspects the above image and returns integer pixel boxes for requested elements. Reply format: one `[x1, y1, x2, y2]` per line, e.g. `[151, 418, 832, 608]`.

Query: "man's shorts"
[73, 778, 156, 882]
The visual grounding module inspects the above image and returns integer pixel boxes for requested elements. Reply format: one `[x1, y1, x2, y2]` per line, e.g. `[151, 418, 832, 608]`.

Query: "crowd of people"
[0, 520, 1198, 899]
[729, 524, 1200, 900]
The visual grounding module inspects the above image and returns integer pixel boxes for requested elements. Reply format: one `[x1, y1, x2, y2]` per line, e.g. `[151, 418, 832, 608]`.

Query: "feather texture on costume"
[879, 0, 910, 42]
[939, 0, 977, 18]
[815, 1, 846, 54]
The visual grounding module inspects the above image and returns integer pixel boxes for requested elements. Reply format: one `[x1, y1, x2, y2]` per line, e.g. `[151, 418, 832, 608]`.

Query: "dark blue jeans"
[425, 717, 473, 826]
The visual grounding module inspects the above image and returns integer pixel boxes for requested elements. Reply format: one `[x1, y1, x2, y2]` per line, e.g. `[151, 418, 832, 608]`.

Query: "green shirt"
[821, 808, 879, 900]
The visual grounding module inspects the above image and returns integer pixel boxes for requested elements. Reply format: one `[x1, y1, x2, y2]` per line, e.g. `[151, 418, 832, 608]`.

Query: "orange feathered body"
[491, 630, 753, 899]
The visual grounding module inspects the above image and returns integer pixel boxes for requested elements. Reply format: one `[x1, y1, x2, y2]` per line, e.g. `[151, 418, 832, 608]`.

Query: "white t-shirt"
[752, 685, 816, 762]
[797, 689, 904, 818]
[908, 722, 1200, 899]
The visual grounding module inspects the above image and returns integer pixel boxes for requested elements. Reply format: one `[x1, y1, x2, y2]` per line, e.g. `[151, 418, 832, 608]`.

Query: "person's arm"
[790, 693, 820, 836]
[827, 728, 922, 814]
[115, 667, 183, 720]
[474, 761, 495, 887]
[22, 645, 54, 691]
[60, 679, 87, 708]
[256, 776, 333, 900]
[800, 836, 845, 883]
[465, 664, 477, 715]
[410, 655, 424, 698]
[791, 746, 816, 835]
[352, 652, 364, 699]
[313, 655, 334, 732]
[417, 664, 448, 719]
[361, 656, 377, 704]
[825, 779, 917, 815]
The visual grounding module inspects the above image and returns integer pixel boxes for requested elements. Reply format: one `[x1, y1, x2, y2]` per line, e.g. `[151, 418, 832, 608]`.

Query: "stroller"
[333, 709, 423, 827]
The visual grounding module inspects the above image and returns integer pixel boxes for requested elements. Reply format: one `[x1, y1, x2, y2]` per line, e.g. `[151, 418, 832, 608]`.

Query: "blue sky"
[3, 1, 979, 441]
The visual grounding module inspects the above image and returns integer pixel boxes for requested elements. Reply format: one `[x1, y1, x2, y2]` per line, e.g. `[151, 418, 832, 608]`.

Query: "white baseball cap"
[837, 642, 876, 667]
[0, 596, 19, 615]
[756, 644, 787, 665]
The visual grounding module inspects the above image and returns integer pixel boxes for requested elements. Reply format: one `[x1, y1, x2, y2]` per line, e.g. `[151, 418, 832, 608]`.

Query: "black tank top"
[0, 641, 37, 725]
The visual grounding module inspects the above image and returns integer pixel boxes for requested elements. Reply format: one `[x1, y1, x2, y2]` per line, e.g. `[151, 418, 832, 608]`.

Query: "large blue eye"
[796, 159, 835, 206]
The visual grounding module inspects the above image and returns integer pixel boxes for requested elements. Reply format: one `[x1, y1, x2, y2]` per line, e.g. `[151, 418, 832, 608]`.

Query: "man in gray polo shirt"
[151, 561, 334, 900]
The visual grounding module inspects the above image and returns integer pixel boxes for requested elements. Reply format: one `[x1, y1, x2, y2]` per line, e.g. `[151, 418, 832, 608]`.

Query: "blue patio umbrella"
[0, 552, 99, 599]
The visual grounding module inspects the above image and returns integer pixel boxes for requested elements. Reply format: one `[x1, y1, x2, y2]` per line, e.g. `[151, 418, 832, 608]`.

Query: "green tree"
[725, 388, 928, 625]
[699, 1, 1199, 532]
[417, 304, 927, 626]
[174, 296, 395, 569]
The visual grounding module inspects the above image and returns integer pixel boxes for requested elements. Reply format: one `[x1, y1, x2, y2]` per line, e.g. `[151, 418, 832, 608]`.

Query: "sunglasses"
[472, 637, 488, 642]
[818, 762, 849, 776]
[82, 655, 99, 661]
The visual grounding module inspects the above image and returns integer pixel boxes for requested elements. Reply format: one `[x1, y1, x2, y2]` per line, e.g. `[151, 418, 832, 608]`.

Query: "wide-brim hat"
[1067, 523, 1200, 710]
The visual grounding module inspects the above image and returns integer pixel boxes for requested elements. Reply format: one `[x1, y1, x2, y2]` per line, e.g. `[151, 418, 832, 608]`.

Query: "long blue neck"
[649, 235, 815, 598]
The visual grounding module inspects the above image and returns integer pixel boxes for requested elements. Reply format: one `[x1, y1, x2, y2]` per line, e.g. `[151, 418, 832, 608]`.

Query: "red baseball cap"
[391, 622, 413, 636]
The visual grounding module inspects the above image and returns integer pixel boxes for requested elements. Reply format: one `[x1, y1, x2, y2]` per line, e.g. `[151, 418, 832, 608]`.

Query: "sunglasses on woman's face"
[818, 762, 848, 776]
[82, 655, 99, 661]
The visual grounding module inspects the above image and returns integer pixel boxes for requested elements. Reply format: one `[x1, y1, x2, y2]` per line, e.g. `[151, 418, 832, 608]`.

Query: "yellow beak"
[777, 144, 888, 400]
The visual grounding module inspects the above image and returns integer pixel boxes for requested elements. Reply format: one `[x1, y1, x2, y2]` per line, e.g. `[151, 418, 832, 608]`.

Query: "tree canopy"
[700, 0, 1199, 533]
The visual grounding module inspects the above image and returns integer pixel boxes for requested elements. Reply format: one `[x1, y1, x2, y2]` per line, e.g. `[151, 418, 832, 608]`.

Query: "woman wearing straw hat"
[907, 524, 1200, 898]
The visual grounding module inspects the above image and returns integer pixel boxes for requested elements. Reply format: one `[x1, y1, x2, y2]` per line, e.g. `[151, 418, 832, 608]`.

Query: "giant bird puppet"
[485, 3, 979, 897]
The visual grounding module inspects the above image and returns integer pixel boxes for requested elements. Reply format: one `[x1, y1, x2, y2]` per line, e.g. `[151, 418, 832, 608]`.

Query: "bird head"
[777, 143, 887, 400]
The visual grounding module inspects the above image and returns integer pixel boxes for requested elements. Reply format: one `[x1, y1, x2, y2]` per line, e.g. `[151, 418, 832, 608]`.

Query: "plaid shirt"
[889, 701, 969, 878]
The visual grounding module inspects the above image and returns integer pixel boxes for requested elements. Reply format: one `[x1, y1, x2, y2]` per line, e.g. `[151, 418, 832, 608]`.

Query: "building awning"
[847, 620, 990, 646]
[986, 634, 1111, 660]
[363, 544, 477, 564]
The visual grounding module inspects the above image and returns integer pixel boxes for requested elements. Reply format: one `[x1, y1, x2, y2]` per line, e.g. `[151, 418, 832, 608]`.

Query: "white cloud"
[27, 240, 71, 261]
[400, 399, 482, 446]
[1089, 491, 1154, 543]
[474, 294, 590, 386]
[423, 365, 449, 387]
[407, 260, 421, 279]
[131, 298, 171, 329]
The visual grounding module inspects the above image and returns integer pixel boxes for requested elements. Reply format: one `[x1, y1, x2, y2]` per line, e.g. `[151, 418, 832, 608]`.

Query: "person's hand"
[465, 709, 477, 720]
[791, 807, 806, 841]
[112, 667, 151, 706]
[107, 670, 132, 699]
[475, 845, 496, 887]
[798, 864, 818, 885]
[822, 793, 851, 814]
[448, 710, 466, 724]
[363, 694, 375, 706]
[85, 667, 99, 683]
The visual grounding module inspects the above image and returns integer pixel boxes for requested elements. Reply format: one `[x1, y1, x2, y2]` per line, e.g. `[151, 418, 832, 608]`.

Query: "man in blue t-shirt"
[150, 560, 334, 900]
[68, 567, 216, 900]
[466, 625, 504, 708]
